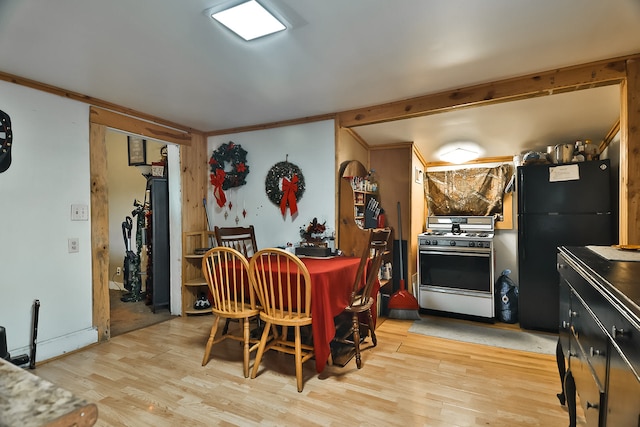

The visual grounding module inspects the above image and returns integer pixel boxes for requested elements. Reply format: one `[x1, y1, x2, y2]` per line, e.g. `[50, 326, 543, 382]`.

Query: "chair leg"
[367, 309, 377, 347]
[202, 316, 221, 366]
[242, 317, 251, 378]
[251, 321, 272, 379]
[294, 325, 303, 392]
[352, 313, 362, 369]
[221, 318, 231, 335]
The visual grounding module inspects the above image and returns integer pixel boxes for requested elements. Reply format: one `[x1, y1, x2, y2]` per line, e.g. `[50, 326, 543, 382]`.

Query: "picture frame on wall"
[127, 136, 147, 166]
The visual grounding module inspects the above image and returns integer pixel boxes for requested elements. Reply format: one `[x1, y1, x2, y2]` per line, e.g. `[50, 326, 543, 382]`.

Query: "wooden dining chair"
[249, 248, 314, 392]
[334, 228, 391, 369]
[201, 246, 261, 378]
[214, 225, 259, 334]
[214, 226, 258, 257]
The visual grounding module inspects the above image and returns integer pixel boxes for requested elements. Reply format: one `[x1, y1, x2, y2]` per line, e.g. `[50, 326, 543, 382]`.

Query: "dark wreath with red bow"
[265, 160, 306, 217]
[209, 142, 249, 207]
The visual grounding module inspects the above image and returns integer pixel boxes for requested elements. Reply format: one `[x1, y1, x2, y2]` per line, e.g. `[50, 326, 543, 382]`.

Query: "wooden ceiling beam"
[89, 107, 192, 146]
[337, 55, 637, 128]
[0, 70, 203, 136]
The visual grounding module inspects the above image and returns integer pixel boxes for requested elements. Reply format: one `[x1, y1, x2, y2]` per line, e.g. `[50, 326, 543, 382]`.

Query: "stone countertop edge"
[0, 358, 97, 427]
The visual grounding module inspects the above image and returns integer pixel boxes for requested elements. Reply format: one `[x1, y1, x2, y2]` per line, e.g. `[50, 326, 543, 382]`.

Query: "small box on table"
[295, 246, 331, 257]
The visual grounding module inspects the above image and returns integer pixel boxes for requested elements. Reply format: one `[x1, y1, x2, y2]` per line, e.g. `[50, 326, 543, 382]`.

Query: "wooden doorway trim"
[89, 107, 200, 341]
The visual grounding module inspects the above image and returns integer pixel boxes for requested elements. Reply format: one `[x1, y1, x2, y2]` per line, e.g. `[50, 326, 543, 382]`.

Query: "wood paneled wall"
[620, 59, 640, 244]
[180, 133, 207, 233]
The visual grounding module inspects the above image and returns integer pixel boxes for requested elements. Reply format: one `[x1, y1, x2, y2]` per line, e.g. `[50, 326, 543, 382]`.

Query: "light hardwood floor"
[34, 315, 585, 426]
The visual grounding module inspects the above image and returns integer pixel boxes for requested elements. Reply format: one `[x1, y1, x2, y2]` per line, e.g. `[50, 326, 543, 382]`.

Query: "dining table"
[224, 253, 379, 373]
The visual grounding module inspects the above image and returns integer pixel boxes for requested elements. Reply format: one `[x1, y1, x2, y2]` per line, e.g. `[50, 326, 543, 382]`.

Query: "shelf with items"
[338, 159, 389, 249]
[353, 188, 382, 230]
[181, 230, 215, 316]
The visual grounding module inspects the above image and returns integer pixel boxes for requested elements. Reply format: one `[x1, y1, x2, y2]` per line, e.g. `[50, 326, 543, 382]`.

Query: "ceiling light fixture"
[436, 142, 484, 164]
[210, 0, 286, 41]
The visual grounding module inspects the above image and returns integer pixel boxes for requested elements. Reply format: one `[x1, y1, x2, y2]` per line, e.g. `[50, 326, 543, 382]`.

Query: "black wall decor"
[0, 109, 13, 173]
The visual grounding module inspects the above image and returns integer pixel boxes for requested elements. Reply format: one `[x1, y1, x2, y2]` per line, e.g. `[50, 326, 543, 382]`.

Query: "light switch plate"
[71, 204, 88, 221]
[414, 167, 423, 184]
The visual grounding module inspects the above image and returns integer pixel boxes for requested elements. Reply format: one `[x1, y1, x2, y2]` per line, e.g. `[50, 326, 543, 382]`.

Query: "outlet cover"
[68, 238, 79, 253]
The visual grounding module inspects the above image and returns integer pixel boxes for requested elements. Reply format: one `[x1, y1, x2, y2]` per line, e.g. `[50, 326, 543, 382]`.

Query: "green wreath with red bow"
[209, 142, 249, 207]
[265, 160, 305, 217]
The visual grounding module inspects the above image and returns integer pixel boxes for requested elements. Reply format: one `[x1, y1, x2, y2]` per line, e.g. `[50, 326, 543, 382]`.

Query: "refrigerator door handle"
[519, 217, 526, 261]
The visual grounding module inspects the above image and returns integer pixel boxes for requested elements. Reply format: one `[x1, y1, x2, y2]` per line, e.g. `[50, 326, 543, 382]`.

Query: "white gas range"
[417, 216, 496, 318]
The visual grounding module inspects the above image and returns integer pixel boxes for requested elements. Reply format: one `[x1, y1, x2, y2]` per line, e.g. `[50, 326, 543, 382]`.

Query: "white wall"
[0, 80, 96, 360]
[208, 121, 336, 248]
[494, 229, 518, 280]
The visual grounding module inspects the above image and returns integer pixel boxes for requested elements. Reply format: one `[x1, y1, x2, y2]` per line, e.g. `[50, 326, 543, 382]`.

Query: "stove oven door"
[418, 246, 495, 318]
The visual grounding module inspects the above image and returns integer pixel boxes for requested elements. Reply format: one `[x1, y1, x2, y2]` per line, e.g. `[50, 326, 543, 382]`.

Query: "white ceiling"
[1, 0, 639, 161]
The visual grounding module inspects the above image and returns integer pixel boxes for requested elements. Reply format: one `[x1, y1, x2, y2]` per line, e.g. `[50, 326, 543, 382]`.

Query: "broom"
[387, 201, 421, 320]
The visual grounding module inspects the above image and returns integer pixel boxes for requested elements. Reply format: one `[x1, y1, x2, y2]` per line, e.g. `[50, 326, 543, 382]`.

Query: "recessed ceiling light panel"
[211, 0, 286, 41]
[436, 142, 484, 164]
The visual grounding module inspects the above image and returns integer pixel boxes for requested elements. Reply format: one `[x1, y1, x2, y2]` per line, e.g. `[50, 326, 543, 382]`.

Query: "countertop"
[0, 358, 97, 427]
[559, 246, 640, 324]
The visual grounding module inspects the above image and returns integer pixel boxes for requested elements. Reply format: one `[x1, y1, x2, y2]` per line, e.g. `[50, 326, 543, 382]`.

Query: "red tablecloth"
[300, 256, 377, 373]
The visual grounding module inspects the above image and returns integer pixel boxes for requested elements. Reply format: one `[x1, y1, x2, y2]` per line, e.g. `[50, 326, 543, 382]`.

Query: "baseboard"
[10, 327, 98, 364]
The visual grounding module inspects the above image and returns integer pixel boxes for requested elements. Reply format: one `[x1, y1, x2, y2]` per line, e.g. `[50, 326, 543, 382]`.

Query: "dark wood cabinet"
[148, 178, 170, 312]
[557, 246, 640, 426]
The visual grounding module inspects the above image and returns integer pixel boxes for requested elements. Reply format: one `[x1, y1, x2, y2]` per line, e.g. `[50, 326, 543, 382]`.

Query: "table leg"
[565, 370, 576, 427]
[556, 338, 566, 406]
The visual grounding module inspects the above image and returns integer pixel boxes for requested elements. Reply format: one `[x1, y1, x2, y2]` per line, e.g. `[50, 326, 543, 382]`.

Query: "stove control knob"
[469, 242, 475, 247]
[432, 240, 438, 245]
[449, 240, 456, 246]
[424, 240, 430, 245]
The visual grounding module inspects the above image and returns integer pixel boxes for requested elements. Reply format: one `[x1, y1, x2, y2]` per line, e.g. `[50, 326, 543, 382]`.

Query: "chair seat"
[344, 296, 374, 313]
[259, 311, 313, 326]
[211, 307, 260, 319]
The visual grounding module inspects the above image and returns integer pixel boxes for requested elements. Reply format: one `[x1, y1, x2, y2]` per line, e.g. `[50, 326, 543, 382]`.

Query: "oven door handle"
[420, 249, 491, 257]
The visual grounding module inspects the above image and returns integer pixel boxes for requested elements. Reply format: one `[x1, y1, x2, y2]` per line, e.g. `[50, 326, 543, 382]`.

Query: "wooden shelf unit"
[181, 231, 215, 316]
[338, 160, 392, 291]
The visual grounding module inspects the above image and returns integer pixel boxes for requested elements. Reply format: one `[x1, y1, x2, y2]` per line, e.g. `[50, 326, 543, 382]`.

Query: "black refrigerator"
[517, 159, 613, 331]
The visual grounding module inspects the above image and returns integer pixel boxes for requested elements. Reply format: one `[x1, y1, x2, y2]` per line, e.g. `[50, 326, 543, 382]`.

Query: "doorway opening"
[106, 130, 174, 336]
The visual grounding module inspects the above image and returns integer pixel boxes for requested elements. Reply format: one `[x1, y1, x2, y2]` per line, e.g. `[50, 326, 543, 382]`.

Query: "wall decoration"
[127, 136, 147, 166]
[0, 109, 13, 173]
[209, 141, 249, 207]
[265, 158, 305, 217]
